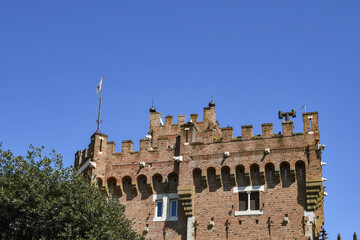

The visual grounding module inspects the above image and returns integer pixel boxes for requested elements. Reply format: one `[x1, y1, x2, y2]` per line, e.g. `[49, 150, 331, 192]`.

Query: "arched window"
[221, 166, 232, 187]
[295, 161, 306, 180]
[107, 177, 120, 198]
[265, 163, 275, 184]
[96, 177, 103, 188]
[250, 164, 260, 185]
[193, 168, 202, 186]
[168, 172, 178, 193]
[122, 176, 133, 193]
[152, 174, 163, 193]
[236, 165, 246, 186]
[137, 175, 148, 193]
[207, 167, 216, 187]
[280, 162, 290, 183]
[107, 177, 117, 190]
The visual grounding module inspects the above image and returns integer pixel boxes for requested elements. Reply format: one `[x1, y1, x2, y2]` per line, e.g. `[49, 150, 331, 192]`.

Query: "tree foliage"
[0, 144, 143, 240]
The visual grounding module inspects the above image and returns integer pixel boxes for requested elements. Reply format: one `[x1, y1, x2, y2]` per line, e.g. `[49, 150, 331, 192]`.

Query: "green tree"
[0, 144, 143, 240]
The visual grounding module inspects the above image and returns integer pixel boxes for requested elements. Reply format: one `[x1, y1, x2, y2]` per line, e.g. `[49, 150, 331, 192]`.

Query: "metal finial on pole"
[209, 94, 215, 107]
[149, 98, 156, 113]
[96, 76, 103, 133]
[302, 105, 307, 113]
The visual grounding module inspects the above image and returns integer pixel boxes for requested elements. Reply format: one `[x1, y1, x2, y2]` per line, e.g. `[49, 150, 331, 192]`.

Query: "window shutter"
[250, 192, 259, 210]
[239, 193, 248, 211]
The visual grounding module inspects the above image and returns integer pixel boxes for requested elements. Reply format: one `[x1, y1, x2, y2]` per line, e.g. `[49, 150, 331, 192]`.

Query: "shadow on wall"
[296, 160, 306, 209]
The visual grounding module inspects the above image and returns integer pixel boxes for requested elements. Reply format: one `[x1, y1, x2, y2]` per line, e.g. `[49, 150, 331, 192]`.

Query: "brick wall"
[75, 105, 325, 240]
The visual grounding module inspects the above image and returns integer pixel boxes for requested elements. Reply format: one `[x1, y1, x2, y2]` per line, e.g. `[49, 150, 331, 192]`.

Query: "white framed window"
[156, 200, 164, 218]
[153, 193, 179, 221]
[169, 199, 178, 218]
[233, 185, 264, 216]
[99, 137, 104, 154]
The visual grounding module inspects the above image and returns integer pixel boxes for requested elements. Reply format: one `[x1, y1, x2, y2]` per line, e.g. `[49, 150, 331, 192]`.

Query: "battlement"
[74, 103, 325, 240]
[75, 106, 320, 164]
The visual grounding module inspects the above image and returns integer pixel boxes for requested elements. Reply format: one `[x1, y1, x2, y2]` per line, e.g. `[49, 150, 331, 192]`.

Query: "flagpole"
[96, 76, 103, 133]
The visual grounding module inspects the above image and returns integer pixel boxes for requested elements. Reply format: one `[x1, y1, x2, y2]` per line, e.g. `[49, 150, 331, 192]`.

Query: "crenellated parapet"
[74, 103, 325, 240]
[75, 107, 322, 168]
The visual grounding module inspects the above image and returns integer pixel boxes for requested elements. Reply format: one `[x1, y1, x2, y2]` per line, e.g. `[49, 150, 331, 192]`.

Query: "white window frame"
[98, 137, 104, 154]
[155, 199, 164, 218]
[233, 185, 264, 216]
[153, 193, 179, 222]
[169, 199, 178, 219]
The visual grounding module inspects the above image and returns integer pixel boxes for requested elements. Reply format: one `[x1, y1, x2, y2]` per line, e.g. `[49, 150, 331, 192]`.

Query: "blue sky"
[1, 1, 359, 238]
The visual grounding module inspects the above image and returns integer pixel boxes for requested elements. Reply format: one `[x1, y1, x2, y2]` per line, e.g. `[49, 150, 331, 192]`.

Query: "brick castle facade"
[75, 101, 326, 240]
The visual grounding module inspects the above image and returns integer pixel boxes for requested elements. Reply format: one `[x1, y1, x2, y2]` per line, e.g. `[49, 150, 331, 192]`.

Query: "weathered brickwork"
[75, 102, 325, 240]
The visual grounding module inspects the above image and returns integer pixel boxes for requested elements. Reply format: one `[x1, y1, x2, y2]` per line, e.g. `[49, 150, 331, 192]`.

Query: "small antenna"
[96, 76, 103, 133]
[208, 94, 215, 107]
[302, 105, 307, 113]
[149, 98, 156, 113]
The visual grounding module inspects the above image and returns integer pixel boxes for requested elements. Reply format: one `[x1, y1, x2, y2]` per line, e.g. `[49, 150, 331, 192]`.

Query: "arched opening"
[221, 166, 233, 188]
[250, 164, 260, 185]
[122, 176, 133, 192]
[193, 168, 202, 186]
[107, 177, 116, 189]
[152, 174, 163, 193]
[122, 176, 136, 200]
[207, 167, 217, 188]
[265, 163, 275, 184]
[280, 162, 291, 186]
[295, 161, 306, 180]
[137, 175, 148, 193]
[96, 177, 103, 188]
[295, 160, 306, 209]
[236, 165, 246, 186]
[168, 172, 178, 193]
[107, 177, 120, 198]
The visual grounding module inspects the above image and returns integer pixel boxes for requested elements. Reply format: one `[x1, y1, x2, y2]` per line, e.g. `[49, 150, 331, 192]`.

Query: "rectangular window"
[153, 193, 179, 222]
[156, 200, 163, 217]
[238, 192, 248, 211]
[170, 199, 178, 217]
[250, 192, 259, 210]
[234, 186, 263, 216]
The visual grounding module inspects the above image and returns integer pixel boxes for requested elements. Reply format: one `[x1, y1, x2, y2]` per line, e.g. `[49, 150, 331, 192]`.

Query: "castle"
[74, 101, 326, 240]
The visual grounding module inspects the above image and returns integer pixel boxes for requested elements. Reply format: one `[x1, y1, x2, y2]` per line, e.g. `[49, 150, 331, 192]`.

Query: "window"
[233, 185, 264, 216]
[170, 199, 178, 217]
[153, 193, 179, 221]
[99, 137, 103, 154]
[156, 200, 163, 217]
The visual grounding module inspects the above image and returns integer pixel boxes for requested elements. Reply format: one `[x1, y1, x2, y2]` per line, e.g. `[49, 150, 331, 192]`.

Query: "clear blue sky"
[1, 1, 359, 238]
